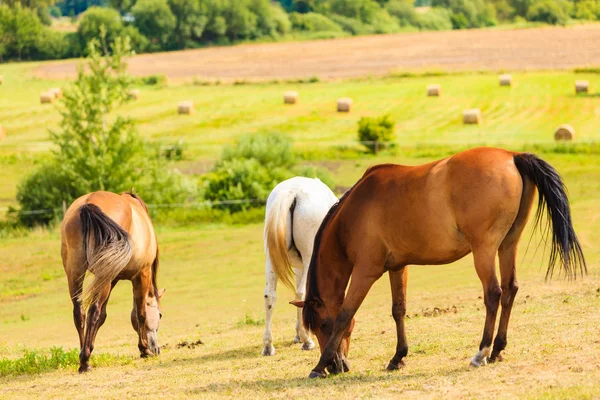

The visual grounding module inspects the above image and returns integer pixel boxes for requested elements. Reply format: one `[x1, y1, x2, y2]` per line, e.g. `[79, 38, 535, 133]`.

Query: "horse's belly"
[394, 227, 471, 267]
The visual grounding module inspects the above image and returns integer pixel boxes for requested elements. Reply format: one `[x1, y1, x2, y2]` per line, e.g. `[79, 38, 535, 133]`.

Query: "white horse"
[262, 177, 338, 356]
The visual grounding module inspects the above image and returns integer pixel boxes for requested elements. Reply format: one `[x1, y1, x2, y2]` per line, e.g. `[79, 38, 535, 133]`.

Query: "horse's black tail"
[79, 203, 132, 308]
[513, 153, 586, 279]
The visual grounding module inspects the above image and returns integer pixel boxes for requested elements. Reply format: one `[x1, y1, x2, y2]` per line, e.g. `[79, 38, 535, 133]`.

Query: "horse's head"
[131, 288, 165, 356]
[291, 298, 355, 373]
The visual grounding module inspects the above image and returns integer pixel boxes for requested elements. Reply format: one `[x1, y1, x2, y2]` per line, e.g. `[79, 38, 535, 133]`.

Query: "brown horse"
[290, 147, 585, 378]
[61, 191, 164, 373]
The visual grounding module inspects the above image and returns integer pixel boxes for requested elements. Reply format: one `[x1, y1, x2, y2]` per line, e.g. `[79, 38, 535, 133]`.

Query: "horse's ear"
[158, 288, 166, 298]
[289, 300, 304, 308]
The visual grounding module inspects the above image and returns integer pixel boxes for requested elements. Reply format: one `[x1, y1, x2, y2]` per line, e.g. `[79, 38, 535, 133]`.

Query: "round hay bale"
[40, 92, 54, 104]
[463, 108, 482, 125]
[554, 124, 575, 141]
[127, 89, 140, 100]
[178, 101, 195, 115]
[337, 98, 352, 113]
[575, 80, 589, 94]
[284, 91, 298, 104]
[0, 125, 5, 141]
[427, 84, 441, 97]
[49, 88, 63, 99]
[499, 74, 512, 86]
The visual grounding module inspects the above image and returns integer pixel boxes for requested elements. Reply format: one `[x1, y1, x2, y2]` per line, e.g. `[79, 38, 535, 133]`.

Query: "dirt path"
[36, 24, 600, 81]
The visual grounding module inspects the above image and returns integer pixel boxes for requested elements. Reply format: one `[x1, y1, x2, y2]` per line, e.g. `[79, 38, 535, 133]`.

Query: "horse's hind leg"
[67, 269, 86, 350]
[471, 248, 502, 367]
[79, 282, 112, 373]
[262, 260, 277, 356]
[387, 267, 408, 371]
[295, 263, 315, 351]
[489, 179, 533, 363]
[489, 245, 519, 363]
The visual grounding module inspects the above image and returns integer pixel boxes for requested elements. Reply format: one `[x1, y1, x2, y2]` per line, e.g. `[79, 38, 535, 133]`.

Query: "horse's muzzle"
[147, 331, 160, 356]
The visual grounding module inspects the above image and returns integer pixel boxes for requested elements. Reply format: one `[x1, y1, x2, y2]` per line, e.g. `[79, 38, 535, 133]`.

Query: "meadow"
[0, 56, 600, 398]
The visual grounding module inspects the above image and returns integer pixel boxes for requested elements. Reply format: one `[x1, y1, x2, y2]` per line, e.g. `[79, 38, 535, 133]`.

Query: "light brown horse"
[61, 191, 164, 373]
[290, 147, 585, 378]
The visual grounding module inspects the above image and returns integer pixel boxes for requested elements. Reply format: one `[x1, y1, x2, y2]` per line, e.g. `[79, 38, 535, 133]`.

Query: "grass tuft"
[0, 347, 133, 376]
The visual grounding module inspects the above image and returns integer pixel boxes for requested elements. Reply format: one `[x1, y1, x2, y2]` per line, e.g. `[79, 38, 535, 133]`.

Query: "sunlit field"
[1, 57, 600, 398]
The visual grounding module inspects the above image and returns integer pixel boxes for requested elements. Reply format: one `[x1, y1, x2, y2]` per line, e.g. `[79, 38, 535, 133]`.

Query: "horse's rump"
[79, 203, 133, 308]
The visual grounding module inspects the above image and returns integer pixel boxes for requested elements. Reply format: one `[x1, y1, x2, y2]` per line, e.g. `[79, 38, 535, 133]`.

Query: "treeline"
[1, 0, 599, 61]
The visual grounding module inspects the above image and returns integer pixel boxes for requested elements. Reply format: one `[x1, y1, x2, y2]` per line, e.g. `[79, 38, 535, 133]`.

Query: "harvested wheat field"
[35, 25, 600, 81]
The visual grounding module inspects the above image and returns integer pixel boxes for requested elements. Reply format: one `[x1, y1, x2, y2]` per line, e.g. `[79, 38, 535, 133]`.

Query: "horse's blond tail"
[79, 204, 133, 309]
[265, 189, 297, 291]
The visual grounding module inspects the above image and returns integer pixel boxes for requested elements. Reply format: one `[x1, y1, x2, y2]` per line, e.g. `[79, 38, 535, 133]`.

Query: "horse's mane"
[124, 191, 160, 301]
[303, 165, 388, 332]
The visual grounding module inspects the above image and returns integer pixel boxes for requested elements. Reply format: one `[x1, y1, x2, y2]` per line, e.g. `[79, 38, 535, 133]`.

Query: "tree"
[77, 7, 147, 53]
[12, 5, 43, 59]
[131, 0, 176, 49]
[168, 0, 208, 48]
[17, 31, 192, 225]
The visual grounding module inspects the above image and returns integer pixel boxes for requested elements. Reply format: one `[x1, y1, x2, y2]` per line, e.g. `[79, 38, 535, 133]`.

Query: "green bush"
[431, 0, 496, 28]
[329, 14, 373, 35]
[386, 0, 419, 27]
[572, 0, 598, 20]
[416, 7, 453, 30]
[137, 74, 168, 86]
[203, 133, 299, 212]
[221, 133, 295, 169]
[32, 30, 71, 60]
[131, 0, 176, 50]
[77, 7, 147, 53]
[289, 12, 343, 32]
[16, 162, 80, 226]
[329, 0, 380, 24]
[526, 0, 570, 25]
[370, 9, 401, 33]
[272, 4, 292, 35]
[357, 114, 396, 154]
[203, 158, 290, 212]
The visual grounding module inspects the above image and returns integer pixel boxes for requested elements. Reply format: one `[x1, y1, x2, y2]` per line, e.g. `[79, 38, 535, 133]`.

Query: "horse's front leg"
[309, 270, 381, 378]
[387, 267, 408, 370]
[133, 273, 154, 358]
[79, 282, 113, 373]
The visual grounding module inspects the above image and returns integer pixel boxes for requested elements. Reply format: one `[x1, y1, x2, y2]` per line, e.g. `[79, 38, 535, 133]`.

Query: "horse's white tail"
[79, 204, 133, 309]
[265, 189, 297, 290]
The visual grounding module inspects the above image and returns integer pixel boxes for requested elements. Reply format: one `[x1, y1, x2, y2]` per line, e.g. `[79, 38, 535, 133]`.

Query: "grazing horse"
[291, 147, 586, 378]
[262, 177, 338, 356]
[61, 191, 164, 373]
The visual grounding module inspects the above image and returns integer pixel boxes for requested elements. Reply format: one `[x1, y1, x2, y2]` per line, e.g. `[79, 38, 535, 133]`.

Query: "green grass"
[0, 347, 132, 376]
[0, 64, 600, 398]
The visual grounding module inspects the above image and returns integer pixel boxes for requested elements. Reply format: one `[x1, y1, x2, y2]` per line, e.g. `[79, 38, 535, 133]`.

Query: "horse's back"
[333, 147, 524, 266]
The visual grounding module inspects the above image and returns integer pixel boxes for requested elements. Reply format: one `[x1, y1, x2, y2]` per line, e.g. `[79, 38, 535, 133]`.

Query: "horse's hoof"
[262, 346, 275, 356]
[302, 341, 315, 351]
[470, 356, 488, 367]
[308, 370, 327, 379]
[78, 365, 91, 374]
[293, 335, 302, 344]
[386, 360, 405, 371]
[488, 353, 503, 363]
